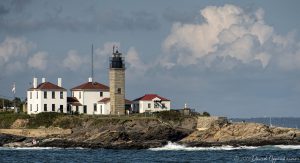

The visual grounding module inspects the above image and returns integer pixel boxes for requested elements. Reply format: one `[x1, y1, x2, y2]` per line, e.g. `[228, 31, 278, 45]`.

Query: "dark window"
[44, 91, 47, 99]
[30, 92, 32, 99]
[148, 103, 151, 108]
[83, 105, 87, 114]
[60, 91, 63, 99]
[67, 105, 71, 112]
[36, 92, 38, 99]
[79, 92, 81, 99]
[117, 88, 121, 94]
[76, 106, 79, 112]
[30, 104, 32, 111]
[94, 104, 97, 112]
[44, 104, 47, 111]
[37, 104, 39, 111]
[52, 91, 55, 99]
[100, 92, 103, 97]
[154, 103, 158, 108]
[59, 105, 63, 113]
[52, 104, 55, 112]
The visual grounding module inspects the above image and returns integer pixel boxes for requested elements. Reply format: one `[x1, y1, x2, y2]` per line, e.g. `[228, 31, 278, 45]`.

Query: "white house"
[97, 98, 132, 115]
[132, 94, 171, 113]
[70, 78, 110, 114]
[27, 78, 67, 114]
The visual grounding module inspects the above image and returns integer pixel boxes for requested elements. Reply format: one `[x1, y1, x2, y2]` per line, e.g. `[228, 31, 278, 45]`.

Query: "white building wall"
[72, 90, 109, 114]
[27, 90, 67, 114]
[96, 102, 111, 115]
[134, 97, 171, 113]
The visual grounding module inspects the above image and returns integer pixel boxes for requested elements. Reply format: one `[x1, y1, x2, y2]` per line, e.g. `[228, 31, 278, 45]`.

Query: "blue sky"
[1, 0, 300, 118]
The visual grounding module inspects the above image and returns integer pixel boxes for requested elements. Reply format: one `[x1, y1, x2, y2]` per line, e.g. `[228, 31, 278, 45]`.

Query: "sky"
[1, 0, 300, 118]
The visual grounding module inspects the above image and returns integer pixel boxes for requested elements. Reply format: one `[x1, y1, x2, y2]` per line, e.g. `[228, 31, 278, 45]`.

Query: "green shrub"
[202, 111, 210, 117]
[155, 110, 183, 122]
[52, 116, 83, 129]
[0, 112, 30, 128]
[27, 112, 65, 128]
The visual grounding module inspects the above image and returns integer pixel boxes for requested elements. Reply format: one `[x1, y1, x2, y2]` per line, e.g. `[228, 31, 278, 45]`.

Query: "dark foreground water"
[1, 143, 300, 163]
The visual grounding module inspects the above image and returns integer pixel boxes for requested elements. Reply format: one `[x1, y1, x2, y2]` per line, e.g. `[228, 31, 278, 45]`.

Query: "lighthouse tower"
[109, 48, 125, 115]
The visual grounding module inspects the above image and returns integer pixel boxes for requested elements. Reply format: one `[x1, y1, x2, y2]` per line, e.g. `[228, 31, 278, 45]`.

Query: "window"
[36, 92, 38, 99]
[30, 92, 32, 99]
[148, 103, 151, 108]
[37, 104, 38, 111]
[100, 92, 103, 97]
[52, 104, 55, 112]
[76, 106, 79, 112]
[60, 91, 63, 99]
[79, 92, 81, 99]
[30, 104, 32, 111]
[72, 92, 74, 97]
[100, 105, 102, 114]
[94, 104, 97, 112]
[59, 105, 63, 113]
[44, 91, 47, 99]
[117, 88, 121, 94]
[83, 105, 87, 113]
[44, 104, 47, 111]
[162, 103, 166, 109]
[52, 91, 55, 99]
[154, 103, 159, 108]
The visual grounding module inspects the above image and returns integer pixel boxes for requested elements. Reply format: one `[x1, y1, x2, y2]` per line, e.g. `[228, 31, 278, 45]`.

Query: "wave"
[149, 142, 258, 151]
[149, 142, 300, 151]
[273, 145, 300, 149]
[0, 146, 89, 150]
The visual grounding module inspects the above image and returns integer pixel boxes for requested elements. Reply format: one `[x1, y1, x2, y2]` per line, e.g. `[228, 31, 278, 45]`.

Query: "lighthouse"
[109, 47, 125, 115]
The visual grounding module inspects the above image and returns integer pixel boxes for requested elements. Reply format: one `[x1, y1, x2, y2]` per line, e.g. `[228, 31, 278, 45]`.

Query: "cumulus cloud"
[27, 51, 48, 70]
[162, 4, 300, 70]
[0, 36, 35, 63]
[62, 50, 87, 71]
[126, 47, 148, 75]
[0, 36, 35, 74]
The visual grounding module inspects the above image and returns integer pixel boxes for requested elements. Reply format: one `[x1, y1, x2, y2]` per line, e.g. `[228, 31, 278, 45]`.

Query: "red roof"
[133, 94, 170, 101]
[98, 98, 132, 104]
[67, 97, 82, 106]
[71, 82, 109, 91]
[28, 82, 66, 91]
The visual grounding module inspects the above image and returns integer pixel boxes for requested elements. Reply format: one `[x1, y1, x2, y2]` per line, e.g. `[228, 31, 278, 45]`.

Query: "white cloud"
[27, 51, 48, 70]
[162, 4, 300, 70]
[62, 50, 86, 71]
[0, 37, 35, 63]
[126, 47, 148, 75]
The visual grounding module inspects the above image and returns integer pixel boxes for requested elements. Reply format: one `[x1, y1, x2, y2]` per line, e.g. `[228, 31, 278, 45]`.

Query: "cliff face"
[38, 117, 197, 149]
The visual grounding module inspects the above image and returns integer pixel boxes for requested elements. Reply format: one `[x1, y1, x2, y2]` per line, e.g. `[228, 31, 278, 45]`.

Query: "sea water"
[1, 142, 300, 163]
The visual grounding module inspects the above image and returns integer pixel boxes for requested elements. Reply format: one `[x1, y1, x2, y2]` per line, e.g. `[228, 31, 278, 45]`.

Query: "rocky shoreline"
[1, 116, 300, 149]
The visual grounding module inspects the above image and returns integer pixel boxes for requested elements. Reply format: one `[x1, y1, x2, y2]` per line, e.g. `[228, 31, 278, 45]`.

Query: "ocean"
[0, 143, 300, 162]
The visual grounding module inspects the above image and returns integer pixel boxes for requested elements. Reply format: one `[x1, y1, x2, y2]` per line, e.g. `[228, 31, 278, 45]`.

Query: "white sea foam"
[273, 145, 300, 149]
[0, 147, 59, 150]
[149, 142, 258, 151]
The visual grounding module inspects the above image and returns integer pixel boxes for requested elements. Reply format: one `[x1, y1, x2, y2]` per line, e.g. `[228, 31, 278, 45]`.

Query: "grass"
[0, 110, 204, 129]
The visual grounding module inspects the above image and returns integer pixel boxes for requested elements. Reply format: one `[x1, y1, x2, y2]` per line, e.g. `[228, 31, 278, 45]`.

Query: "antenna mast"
[91, 44, 94, 81]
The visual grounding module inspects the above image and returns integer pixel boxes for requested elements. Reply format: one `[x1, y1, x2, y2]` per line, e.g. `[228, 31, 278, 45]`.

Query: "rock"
[10, 119, 29, 129]
[0, 133, 26, 146]
[180, 122, 300, 147]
